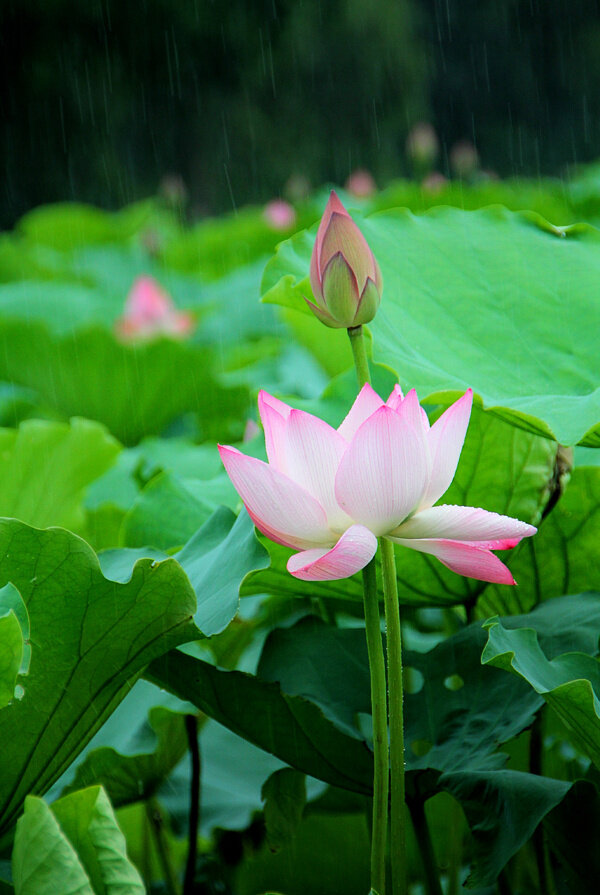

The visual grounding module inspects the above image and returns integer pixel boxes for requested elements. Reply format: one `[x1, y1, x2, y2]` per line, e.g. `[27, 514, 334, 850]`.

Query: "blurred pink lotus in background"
[422, 171, 448, 194]
[450, 140, 480, 179]
[345, 169, 377, 198]
[406, 122, 439, 169]
[219, 385, 536, 582]
[115, 276, 195, 341]
[307, 190, 382, 328]
[263, 199, 297, 231]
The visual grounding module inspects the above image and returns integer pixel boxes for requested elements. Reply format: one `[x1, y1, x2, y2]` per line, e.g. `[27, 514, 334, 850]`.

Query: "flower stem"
[408, 797, 443, 895]
[362, 557, 389, 895]
[348, 325, 371, 387]
[183, 714, 201, 895]
[380, 536, 407, 895]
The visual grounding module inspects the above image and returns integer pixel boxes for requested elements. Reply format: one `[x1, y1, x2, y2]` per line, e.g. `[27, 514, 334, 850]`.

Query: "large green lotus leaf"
[0, 418, 119, 534]
[482, 615, 600, 769]
[0, 520, 198, 838]
[261, 207, 600, 446]
[0, 320, 250, 445]
[478, 464, 600, 617]
[12, 788, 144, 895]
[148, 595, 600, 885]
[17, 200, 162, 251]
[102, 506, 269, 637]
[543, 780, 600, 895]
[145, 649, 375, 795]
[439, 769, 570, 889]
[243, 403, 556, 609]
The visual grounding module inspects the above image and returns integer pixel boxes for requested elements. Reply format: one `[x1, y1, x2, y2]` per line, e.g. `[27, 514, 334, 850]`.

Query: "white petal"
[218, 446, 333, 550]
[258, 391, 292, 472]
[285, 409, 352, 530]
[287, 525, 378, 580]
[337, 383, 384, 442]
[421, 389, 473, 508]
[393, 504, 537, 543]
[334, 405, 429, 535]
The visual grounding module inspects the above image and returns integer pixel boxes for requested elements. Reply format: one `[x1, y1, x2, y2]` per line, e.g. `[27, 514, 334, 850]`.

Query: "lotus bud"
[307, 191, 382, 329]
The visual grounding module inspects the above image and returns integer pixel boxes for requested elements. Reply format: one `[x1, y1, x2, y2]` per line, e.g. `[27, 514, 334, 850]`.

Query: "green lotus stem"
[348, 324, 372, 387]
[349, 323, 388, 894]
[362, 556, 389, 895]
[183, 714, 201, 895]
[146, 798, 181, 895]
[380, 535, 407, 895]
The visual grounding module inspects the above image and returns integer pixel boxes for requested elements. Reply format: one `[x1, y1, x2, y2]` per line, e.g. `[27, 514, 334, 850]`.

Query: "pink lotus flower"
[219, 385, 536, 583]
[115, 276, 195, 342]
[307, 191, 382, 329]
[263, 199, 297, 231]
[345, 169, 377, 198]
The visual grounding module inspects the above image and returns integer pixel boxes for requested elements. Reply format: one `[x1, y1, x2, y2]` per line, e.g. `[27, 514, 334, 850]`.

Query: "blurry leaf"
[261, 769, 306, 853]
[234, 812, 370, 895]
[482, 613, 600, 769]
[0, 418, 119, 533]
[0, 321, 250, 445]
[262, 207, 600, 445]
[63, 705, 188, 809]
[121, 471, 216, 549]
[103, 507, 269, 637]
[0, 520, 198, 838]
[479, 465, 600, 616]
[145, 648, 375, 795]
[544, 780, 600, 895]
[440, 769, 570, 888]
[12, 788, 144, 894]
[18, 202, 152, 250]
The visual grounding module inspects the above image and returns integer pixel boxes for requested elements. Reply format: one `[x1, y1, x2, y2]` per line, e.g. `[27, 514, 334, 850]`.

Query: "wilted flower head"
[115, 276, 195, 342]
[219, 385, 536, 582]
[307, 191, 382, 329]
[263, 199, 297, 231]
[345, 169, 377, 198]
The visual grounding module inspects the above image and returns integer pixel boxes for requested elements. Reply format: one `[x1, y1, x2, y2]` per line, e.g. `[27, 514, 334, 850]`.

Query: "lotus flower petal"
[337, 383, 384, 442]
[421, 389, 473, 509]
[287, 524, 378, 581]
[321, 212, 377, 293]
[258, 390, 292, 472]
[390, 536, 516, 584]
[335, 405, 429, 535]
[285, 409, 351, 529]
[218, 446, 332, 550]
[392, 504, 537, 543]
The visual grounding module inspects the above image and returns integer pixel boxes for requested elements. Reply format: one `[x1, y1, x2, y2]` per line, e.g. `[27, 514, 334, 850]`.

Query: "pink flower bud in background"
[406, 122, 439, 170]
[307, 191, 382, 329]
[158, 173, 188, 208]
[263, 199, 297, 231]
[422, 171, 448, 195]
[115, 276, 195, 342]
[345, 169, 377, 198]
[450, 141, 480, 179]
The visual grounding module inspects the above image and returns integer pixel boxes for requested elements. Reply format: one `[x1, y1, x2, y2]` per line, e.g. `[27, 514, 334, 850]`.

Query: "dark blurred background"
[2, 0, 600, 228]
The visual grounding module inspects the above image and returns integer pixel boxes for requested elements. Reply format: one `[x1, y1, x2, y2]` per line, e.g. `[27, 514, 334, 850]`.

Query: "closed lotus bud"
[307, 191, 382, 329]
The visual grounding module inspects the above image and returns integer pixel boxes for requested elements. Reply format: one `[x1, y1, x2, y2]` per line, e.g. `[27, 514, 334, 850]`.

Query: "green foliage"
[0, 520, 198, 838]
[261, 769, 307, 853]
[12, 787, 144, 894]
[262, 206, 600, 445]
[483, 616, 600, 770]
[0, 418, 119, 534]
